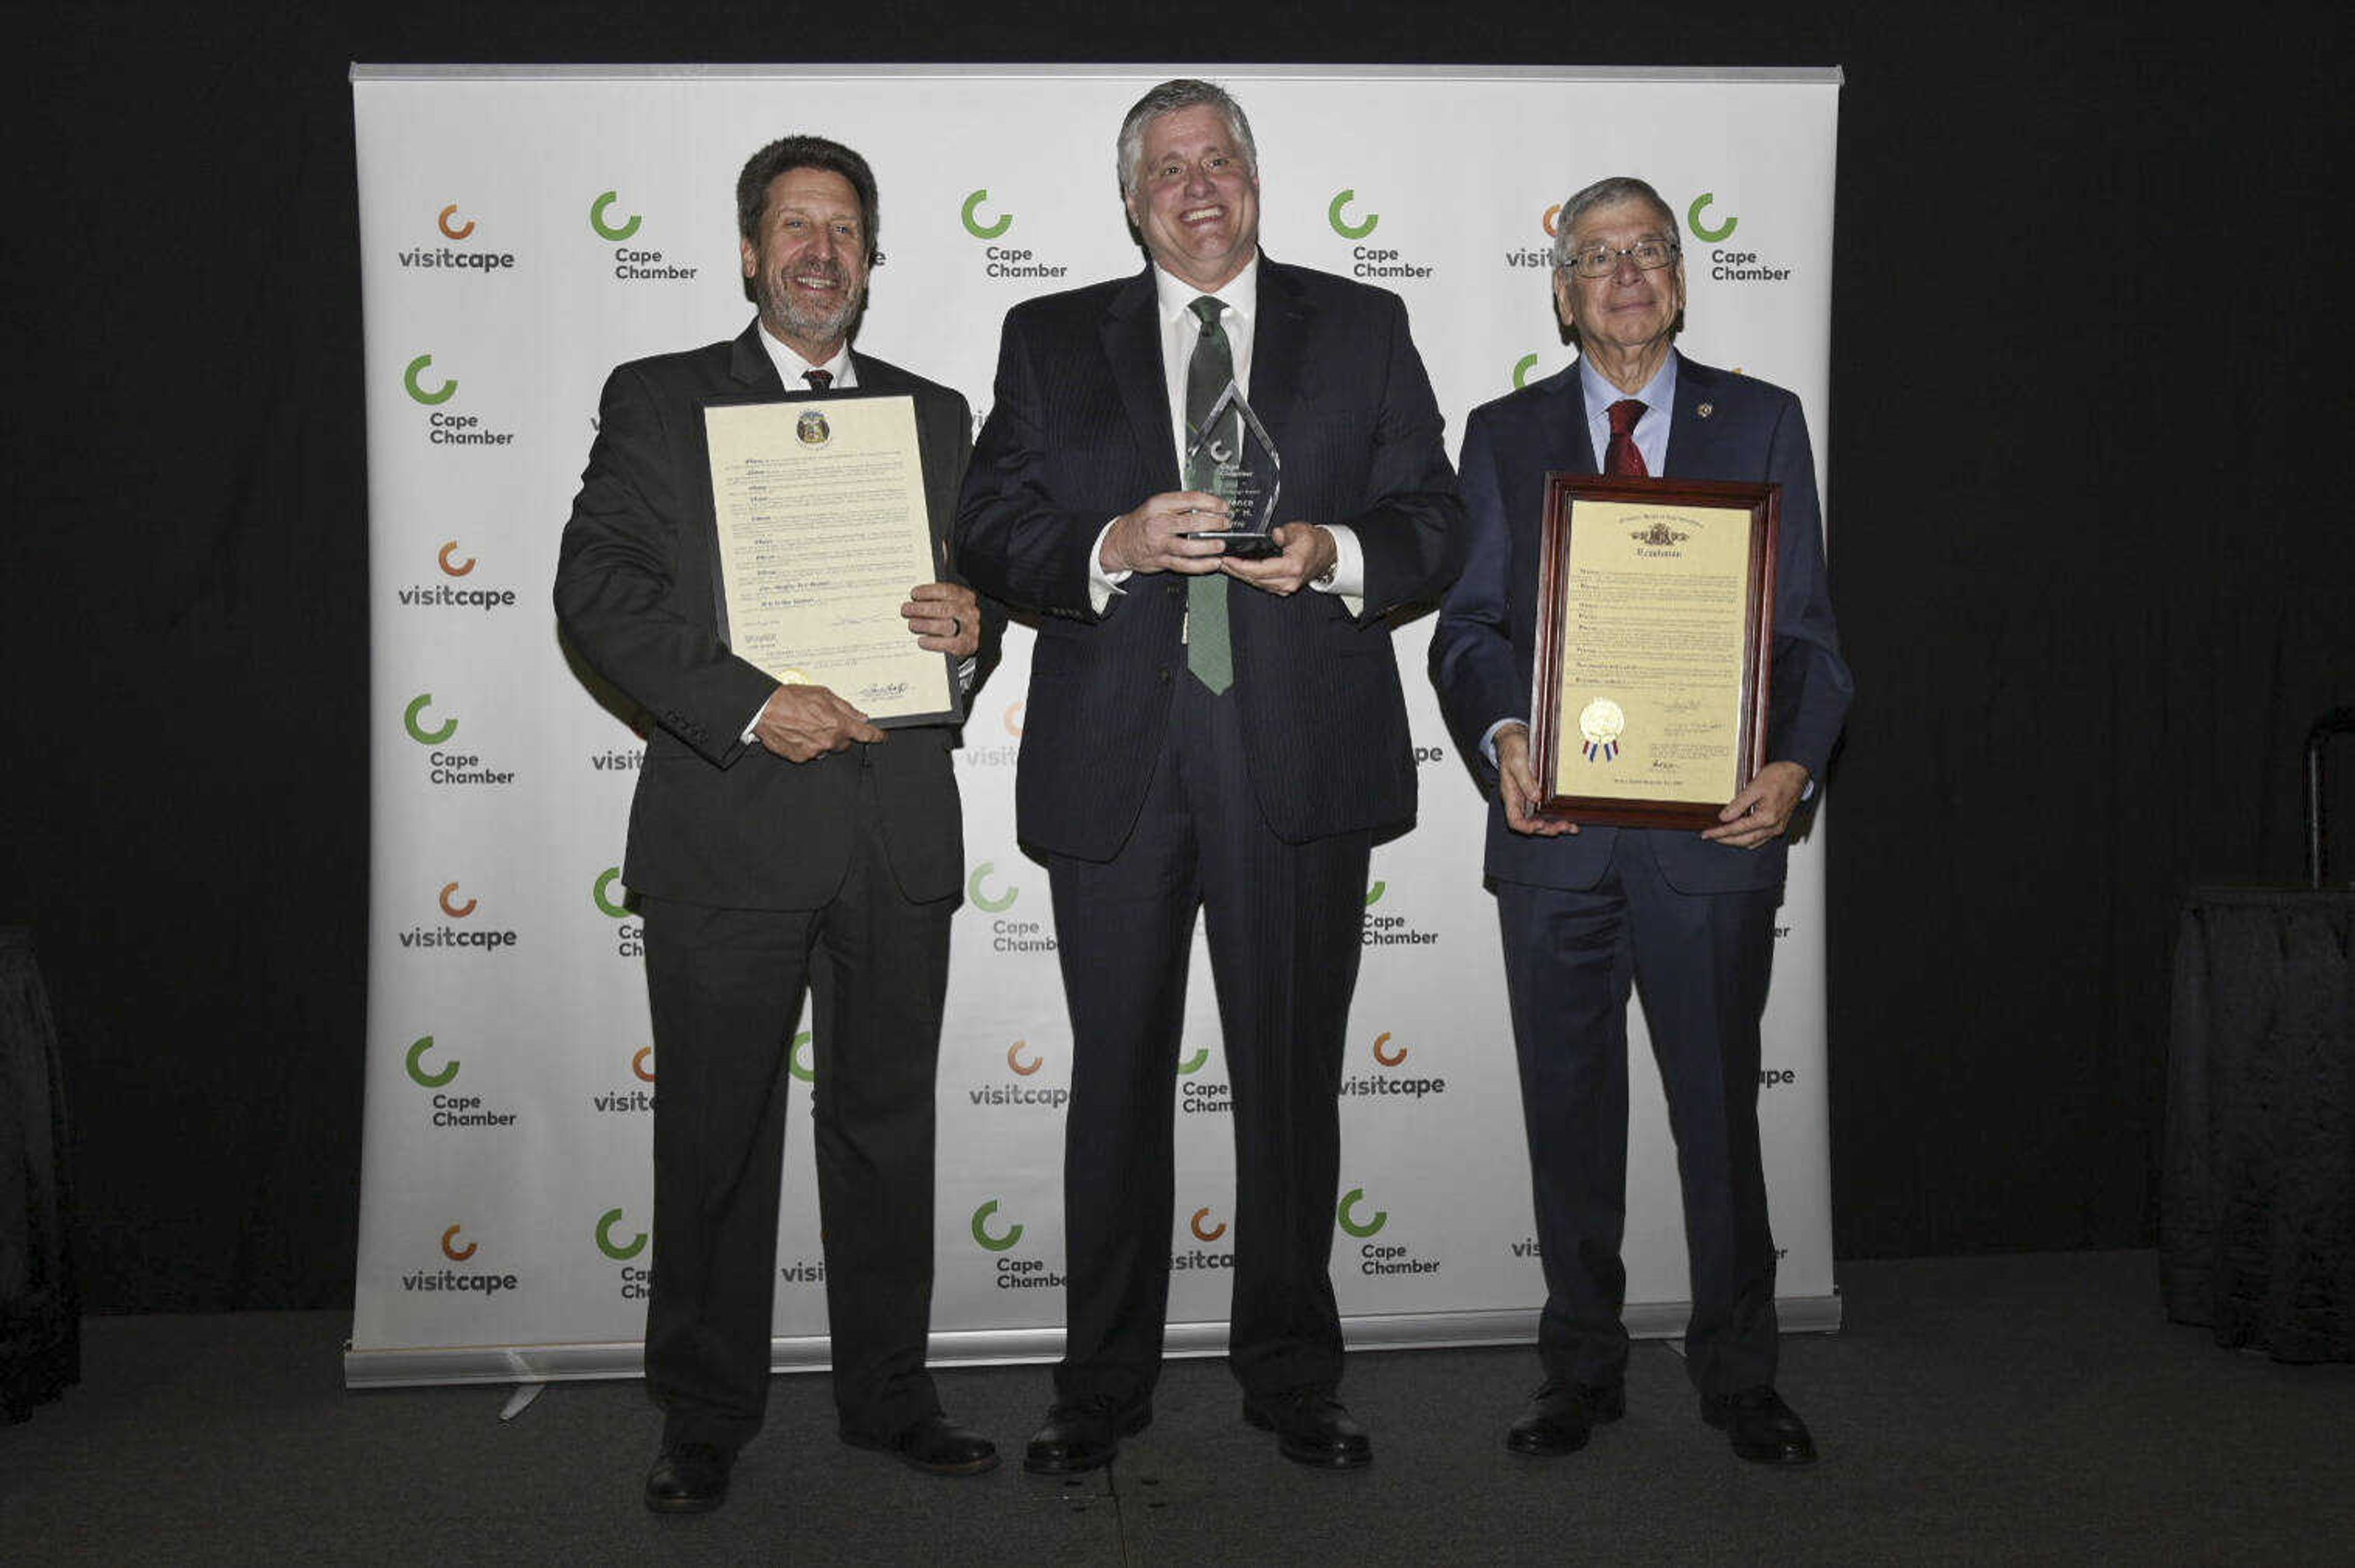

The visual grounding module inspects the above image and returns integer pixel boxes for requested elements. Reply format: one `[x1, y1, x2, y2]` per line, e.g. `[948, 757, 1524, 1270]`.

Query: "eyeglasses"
[1558, 239, 1680, 279]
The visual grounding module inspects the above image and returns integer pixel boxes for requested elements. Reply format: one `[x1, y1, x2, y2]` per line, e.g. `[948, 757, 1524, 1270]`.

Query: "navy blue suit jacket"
[957, 260, 1461, 859]
[1428, 353, 1852, 894]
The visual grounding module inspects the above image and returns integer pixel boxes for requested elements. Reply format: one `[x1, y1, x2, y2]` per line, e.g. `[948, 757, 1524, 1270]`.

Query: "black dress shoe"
[841, 1411, 1001, 1476]
[1242, 1389, 1373, 1469]
[1504, 1379, 1625, 1457]
[643, 1441, 732, 1513]
[1699, 1386, 1818, 1465]
[1023, 1394, 1152, 1474]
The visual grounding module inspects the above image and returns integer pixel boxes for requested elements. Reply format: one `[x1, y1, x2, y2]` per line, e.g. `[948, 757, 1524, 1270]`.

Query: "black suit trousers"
[640, 759, 951, 1450]
[1046, 674, 1369, 1405]
[1495, 830, 1781, 1399]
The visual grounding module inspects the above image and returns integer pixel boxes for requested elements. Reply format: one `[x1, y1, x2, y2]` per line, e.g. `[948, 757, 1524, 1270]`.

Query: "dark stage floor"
[4, 1250, 2348, 1566]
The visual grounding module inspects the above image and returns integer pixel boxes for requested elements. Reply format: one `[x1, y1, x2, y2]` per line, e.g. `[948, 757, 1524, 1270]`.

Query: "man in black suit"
[957, 78, 1460, 1473]
[555, 135, 1001, 1513]
[1429, 175, 1853, 1466]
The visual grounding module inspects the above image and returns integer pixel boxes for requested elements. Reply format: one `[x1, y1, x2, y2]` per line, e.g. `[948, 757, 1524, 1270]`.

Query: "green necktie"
[1182, 294, 1236, 694]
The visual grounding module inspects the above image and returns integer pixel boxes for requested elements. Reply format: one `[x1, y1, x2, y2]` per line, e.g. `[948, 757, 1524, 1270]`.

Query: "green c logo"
[595, 1207, 648, 1261]
[1364, 881, 1387, 907]
[967, 862, 1017, 912]
[1176, 1046, 1209, 1076]
[1511, 354, 1539, 390]
[404, 353, 455, 406]
[593, 868, 630, 919]
[405, 1034, 459, 1088]
[1688, 192, 1736, 243]
[404, 694, 456, 745]
[971, 1199, 1023, 1252]
[789, 1030, 815, 1083]
[1328, 188, 1378, 240]
[961, 189, 1012, 239]
[1338, 1187, 1389, 1238]
[590, 190, 642, 242]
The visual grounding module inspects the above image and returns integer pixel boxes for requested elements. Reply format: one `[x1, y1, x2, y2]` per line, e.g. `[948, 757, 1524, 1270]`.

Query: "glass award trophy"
[1182, 381, 1283, 560]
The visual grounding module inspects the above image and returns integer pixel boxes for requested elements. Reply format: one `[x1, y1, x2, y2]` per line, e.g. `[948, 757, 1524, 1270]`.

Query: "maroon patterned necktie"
[803, 369, 832, 391]
[1605, 397, 1648, 477]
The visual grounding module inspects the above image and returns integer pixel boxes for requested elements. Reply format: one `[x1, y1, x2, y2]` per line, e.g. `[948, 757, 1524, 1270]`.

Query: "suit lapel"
[728, 322, 786, 392]
[1541, 364, 1598, 476]
[1102, 267, 1179, 491]
[1248, 258, 1306, 440]
[1663, 353, 1726, 480]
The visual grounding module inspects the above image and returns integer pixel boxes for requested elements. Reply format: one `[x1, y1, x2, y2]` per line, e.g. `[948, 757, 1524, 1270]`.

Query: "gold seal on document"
[1578, 698, 1626, 763]
[780, 668, 812, 687]
[795, 410, 831, 447]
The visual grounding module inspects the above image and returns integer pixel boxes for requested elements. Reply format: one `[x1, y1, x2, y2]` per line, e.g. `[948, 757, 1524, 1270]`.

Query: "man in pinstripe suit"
[957, 78, 1461, 1474]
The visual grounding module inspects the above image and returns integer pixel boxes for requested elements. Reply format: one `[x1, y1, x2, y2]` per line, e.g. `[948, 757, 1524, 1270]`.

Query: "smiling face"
[739, 166, 870, 361]
[1553, 196, 1686, 366]
[1125, 104, 1260, 292]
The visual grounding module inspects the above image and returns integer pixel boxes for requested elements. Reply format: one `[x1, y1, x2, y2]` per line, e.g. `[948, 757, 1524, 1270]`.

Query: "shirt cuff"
[1479, 717, 1527, 770]
[1087, 517, 1132, 616]
[1309, 524, 1365, 614]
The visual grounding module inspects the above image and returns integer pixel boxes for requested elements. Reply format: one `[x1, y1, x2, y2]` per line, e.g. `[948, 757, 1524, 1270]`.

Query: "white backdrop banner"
[347, 63, 1842, 1387]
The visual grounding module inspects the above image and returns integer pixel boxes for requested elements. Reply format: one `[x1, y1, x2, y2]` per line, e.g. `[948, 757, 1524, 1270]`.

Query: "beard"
[754, 258, 865, 350]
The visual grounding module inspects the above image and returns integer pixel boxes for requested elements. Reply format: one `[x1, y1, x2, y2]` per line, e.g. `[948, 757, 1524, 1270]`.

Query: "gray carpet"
[4, 1251, 2348, 1566]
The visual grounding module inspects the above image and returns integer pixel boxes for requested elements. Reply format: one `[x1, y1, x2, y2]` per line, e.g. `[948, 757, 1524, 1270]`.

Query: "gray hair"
[1550, 175, 1679, 267]
[1116, 78, 1258, 198]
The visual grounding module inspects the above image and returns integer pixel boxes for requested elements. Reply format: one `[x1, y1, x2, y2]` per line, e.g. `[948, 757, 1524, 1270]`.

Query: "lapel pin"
[1696, 402, 1715, 419]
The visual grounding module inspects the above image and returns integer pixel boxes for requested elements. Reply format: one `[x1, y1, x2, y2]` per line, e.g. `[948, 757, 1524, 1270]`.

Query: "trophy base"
[1182, 527, 1282, 560]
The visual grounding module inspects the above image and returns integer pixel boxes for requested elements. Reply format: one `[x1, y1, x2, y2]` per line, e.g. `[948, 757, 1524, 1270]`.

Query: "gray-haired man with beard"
[556, 134, 1001, 1513]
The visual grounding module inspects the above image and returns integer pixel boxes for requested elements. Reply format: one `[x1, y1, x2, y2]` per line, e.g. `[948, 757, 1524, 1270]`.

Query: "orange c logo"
[1004, 701, 1025, 738]
[441, 1224, 477, 1261]
[1007, 1040, 1041, 1076]
[438, 204, 475, 240]
[438, 541, 476, 576]
[1541, 204, 1563, 237]
[1373, 1031, 1407, 1067]
[438, 882, 477, 919]
[632, 1047, 656, 1083]
[1190, 1207, 1228, 1242]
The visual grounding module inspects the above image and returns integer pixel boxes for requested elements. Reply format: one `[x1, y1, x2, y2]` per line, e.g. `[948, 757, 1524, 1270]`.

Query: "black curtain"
[2, 4, 2347, 1310]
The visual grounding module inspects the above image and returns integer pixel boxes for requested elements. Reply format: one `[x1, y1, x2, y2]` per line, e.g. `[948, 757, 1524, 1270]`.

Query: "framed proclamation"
[700, 389, 961, 728]
[1530, 475, 1779, 829]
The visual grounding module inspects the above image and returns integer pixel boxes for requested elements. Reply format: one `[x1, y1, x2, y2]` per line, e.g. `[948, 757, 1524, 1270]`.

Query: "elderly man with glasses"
[1429, 175, 1853, 1467]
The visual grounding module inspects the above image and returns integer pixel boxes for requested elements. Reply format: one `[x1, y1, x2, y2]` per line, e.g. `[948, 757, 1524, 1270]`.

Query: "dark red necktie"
[1604, 397, 1648, 477]
[803, 369, 832, 391]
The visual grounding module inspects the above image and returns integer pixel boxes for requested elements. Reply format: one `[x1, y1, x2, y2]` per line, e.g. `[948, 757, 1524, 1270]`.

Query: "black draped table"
[2162, 889, 2355, 1361]
[1, 927, 78, 1418]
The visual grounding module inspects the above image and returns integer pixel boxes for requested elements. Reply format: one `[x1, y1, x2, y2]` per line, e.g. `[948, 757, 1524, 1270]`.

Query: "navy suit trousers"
[1046, 673, 1370, 1405]
[1495, 828, 1782, 1398]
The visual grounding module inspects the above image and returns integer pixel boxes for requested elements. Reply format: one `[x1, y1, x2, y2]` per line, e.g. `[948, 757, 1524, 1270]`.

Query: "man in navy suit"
[557, 136, 1002, 1512]
[1429, 175, 1853, 1466]
[957, 79, 1460, 1472]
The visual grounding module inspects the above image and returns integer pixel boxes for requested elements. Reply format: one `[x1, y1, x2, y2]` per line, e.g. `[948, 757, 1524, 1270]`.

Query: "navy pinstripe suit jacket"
[956, 259, 1462, 859]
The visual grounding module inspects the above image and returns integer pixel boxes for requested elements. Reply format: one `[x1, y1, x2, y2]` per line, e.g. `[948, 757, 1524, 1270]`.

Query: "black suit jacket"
[555, 323, 1000, 911]
[955, 259, 1461, 859]
[1429, 353, 1853, 894]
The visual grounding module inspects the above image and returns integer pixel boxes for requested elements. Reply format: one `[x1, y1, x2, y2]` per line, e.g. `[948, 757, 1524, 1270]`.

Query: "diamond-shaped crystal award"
[1183, 381, 1284, 560]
